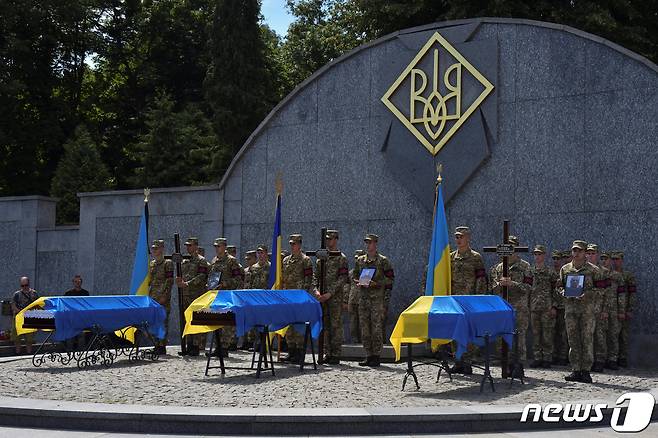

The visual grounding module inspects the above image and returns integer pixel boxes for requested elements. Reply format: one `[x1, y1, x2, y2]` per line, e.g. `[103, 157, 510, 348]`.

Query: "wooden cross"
[164, 233, 191, 355]
[482, 220, 528, 379]
[305, 227, 342, 364]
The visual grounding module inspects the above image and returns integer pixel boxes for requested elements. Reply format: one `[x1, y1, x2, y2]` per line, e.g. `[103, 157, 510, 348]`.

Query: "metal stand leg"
[299, 322, 317, 371]
[266, 327, 275, 376]
[435, 346, 453, 383]
[31, 331, 54, 367]
[479, 334, 495, 393]
[509, 330, 525, 386]
[402, 343, 420, 391]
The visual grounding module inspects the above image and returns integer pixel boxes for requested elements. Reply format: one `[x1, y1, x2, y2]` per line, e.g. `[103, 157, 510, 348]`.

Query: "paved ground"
[0, 424, 656, 437]
[1, 349, 656, 408]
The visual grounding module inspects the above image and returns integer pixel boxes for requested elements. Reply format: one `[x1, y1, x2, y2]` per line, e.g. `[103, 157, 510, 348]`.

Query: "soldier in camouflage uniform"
[491, 236, 533, 369]
[226, 245, 237, 258]
[348, 250, 365, 343]
[243, 250, 257, 284]
[529, 245, 558, 368]
[177, 237, 210, 355]
[587, 244, 609, 372]
[149, 240, 174, 355]
[210, 237, 244, 352]
[245, 246, 270, 289]
[281, 234, 315, 362]
[559, 240, 604, 383]
[599, 251, 624, 370]
[613, 251, 635, 368]
[353, 233, 394, 367]
[449, 226, 487, 374]
[552, 250, 569, 365]
[313, 230, 349, 364]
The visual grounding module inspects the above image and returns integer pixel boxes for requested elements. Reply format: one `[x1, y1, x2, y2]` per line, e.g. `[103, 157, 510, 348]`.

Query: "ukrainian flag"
[268, 194, 282, 290]
[424, 182, 451, 296]
[129, 199, 150, 295]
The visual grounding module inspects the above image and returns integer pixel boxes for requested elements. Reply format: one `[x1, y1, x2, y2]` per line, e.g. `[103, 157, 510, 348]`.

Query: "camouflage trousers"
[531, 311, 555, 361]
[220, 326, 236, 349]
[619, 319, 631, 361]
[285, 325, 306, 350]
[553, 308, 569, 361]
[182, 292, 206, 349]
[514, 310, 529, 363]
[359, 289, 385, 356]
[322, 294, 344, 357]
[594, 312, 622, 363]
[156, 306, 170, 347]
[348, 287, 360, 343]
[565, 311, 596, 371]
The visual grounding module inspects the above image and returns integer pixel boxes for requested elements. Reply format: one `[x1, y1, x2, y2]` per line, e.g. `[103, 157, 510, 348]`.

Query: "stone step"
[339, 342, 430, 361]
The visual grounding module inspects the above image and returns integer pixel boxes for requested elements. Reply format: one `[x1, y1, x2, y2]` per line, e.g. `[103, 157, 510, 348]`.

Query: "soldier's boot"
[327, 357, 340, 365]
[579, 371, 593, 383]
[358, 356, 372, 366]
[618, 358, 628, 368]
[368, 356, 380, 367]
[508, 363, 525, 379]
[188, 345, 200, 357]
[282, 347, 298, 362]
[591, 362, 605, 373]
[565, 371, 582, 381]
[449, 361, 466, 374]
[605, 360, 619, 370]
[530, 359, 543, 368]
[461, 363, 473, 375]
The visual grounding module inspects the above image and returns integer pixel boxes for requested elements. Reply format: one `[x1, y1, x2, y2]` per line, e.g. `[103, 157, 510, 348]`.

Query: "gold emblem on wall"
[381, 32, 494, 156]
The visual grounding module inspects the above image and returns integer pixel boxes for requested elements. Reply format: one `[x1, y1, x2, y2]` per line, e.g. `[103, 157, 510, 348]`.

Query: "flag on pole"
[129, 192, 150, 295]
[424, 178, 451, 296]
[267, 192, 283, 290]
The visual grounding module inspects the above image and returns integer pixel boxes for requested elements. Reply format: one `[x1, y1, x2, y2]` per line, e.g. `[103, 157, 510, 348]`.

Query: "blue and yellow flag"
[267, 194, 282, 290]
[129, 199, 150, 295]
[424, 182, 451, 296]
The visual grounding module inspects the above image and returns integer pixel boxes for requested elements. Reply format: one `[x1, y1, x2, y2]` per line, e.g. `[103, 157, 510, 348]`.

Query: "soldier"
[149, 240, 174, 355]
[245, 246, 269, 289]
[348, 250, 365, 343]
[613, 251, 636, 368]
[491, 236, 532, 370]
[449, 225, 487, 374]
[10, 277, 39, 355]
[559, 240, 602, 383]
[587, 244, 609, 372]
[227, 245, 237, 258]
[176, 237, 210, 356]
[353, 233, 394, 367]
[529, 245, 558, 368]
[552, 250, 569, 365]
[281, 234, 314, 362]
[209, 237, 244, 352]
[313, 230, 349, 365]
[599, 251, 624, 370]
[243, 250, 257, 288]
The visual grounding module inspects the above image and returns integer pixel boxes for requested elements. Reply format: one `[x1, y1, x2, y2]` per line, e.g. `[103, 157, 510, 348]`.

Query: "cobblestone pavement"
[1, 350, 656, 408]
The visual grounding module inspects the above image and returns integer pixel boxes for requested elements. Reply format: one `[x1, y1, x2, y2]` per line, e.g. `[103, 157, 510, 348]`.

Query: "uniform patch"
[303, 267, 313, 277]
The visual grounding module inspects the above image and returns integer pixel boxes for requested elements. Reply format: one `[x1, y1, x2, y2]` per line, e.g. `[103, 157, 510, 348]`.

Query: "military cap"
[184, 237, 199, 245]
[571, 240, 588, 250]
[245, 250, 257, 256]
[226, 245, 237, 254]
[508, 235, 520, 246]
[151, 239, 165, 249]
[600, 251, 611, 259]
[257, 244, 268, 252]
[288, 234, 303, 244]
[354, 249, 365, 258]
[611, 251, 624, 259]
[455, 226, 471, 235]
[586, 243, 599, 252]
[363, 233, 379, 242]
[533, 244, 546, 254]
[325, 229, 339, 239]
[551, 250, 561, 259]
[213, 237, 227, 247]
[281, 250, 290, 257]
[561, 251, 571, 258]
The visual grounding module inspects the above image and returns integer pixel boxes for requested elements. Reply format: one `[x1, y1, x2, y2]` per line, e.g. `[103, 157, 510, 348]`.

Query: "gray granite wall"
[220, 19, 658, 365]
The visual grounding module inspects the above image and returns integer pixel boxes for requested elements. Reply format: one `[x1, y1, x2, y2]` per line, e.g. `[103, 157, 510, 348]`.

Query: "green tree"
[50, 125, 114, 224]
[204, 0, 276, 154]
[130, 92, 222, 188]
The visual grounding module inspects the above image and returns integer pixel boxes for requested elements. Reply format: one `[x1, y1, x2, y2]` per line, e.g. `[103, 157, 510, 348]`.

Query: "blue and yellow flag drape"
[268, 194, 282, 290]
[424, 181, 451, 296]
[129, 198, 150, 295]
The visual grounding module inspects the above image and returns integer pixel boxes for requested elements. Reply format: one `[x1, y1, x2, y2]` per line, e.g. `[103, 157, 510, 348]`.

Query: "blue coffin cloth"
[41, 296, 166, 341]
[428, 295, 515, 359]
[209, 289, 323, 339]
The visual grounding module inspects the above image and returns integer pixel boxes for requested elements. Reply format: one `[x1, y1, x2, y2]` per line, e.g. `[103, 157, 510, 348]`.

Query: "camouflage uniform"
[246, 260, 271, 289]
[593, 262, 616, 366]
[617, 258, 636, 366]
[606, 267, 626, 364]
[559, 242, 603, 375]
[450, 239, 487, 366]
[210, 238, 244, 347]
[148, 240, 174, 347]
[315, 231, 349, 359]
[282, 235, 314, 351]
[528, 251, 558, 363]
[353, 235, 394, 359]
[181, 240, 210, 349]
[553, 250, 570, 364]
[491, 255, 533, 363]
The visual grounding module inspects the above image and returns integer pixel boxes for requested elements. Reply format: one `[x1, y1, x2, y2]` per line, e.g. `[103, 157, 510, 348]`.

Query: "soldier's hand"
[176, 278, 187, 288]
[618, 313, 626, 320]
[369, 281, 379, 288]
[314, 290, 322, 300]
[499, 277, 513, 287]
